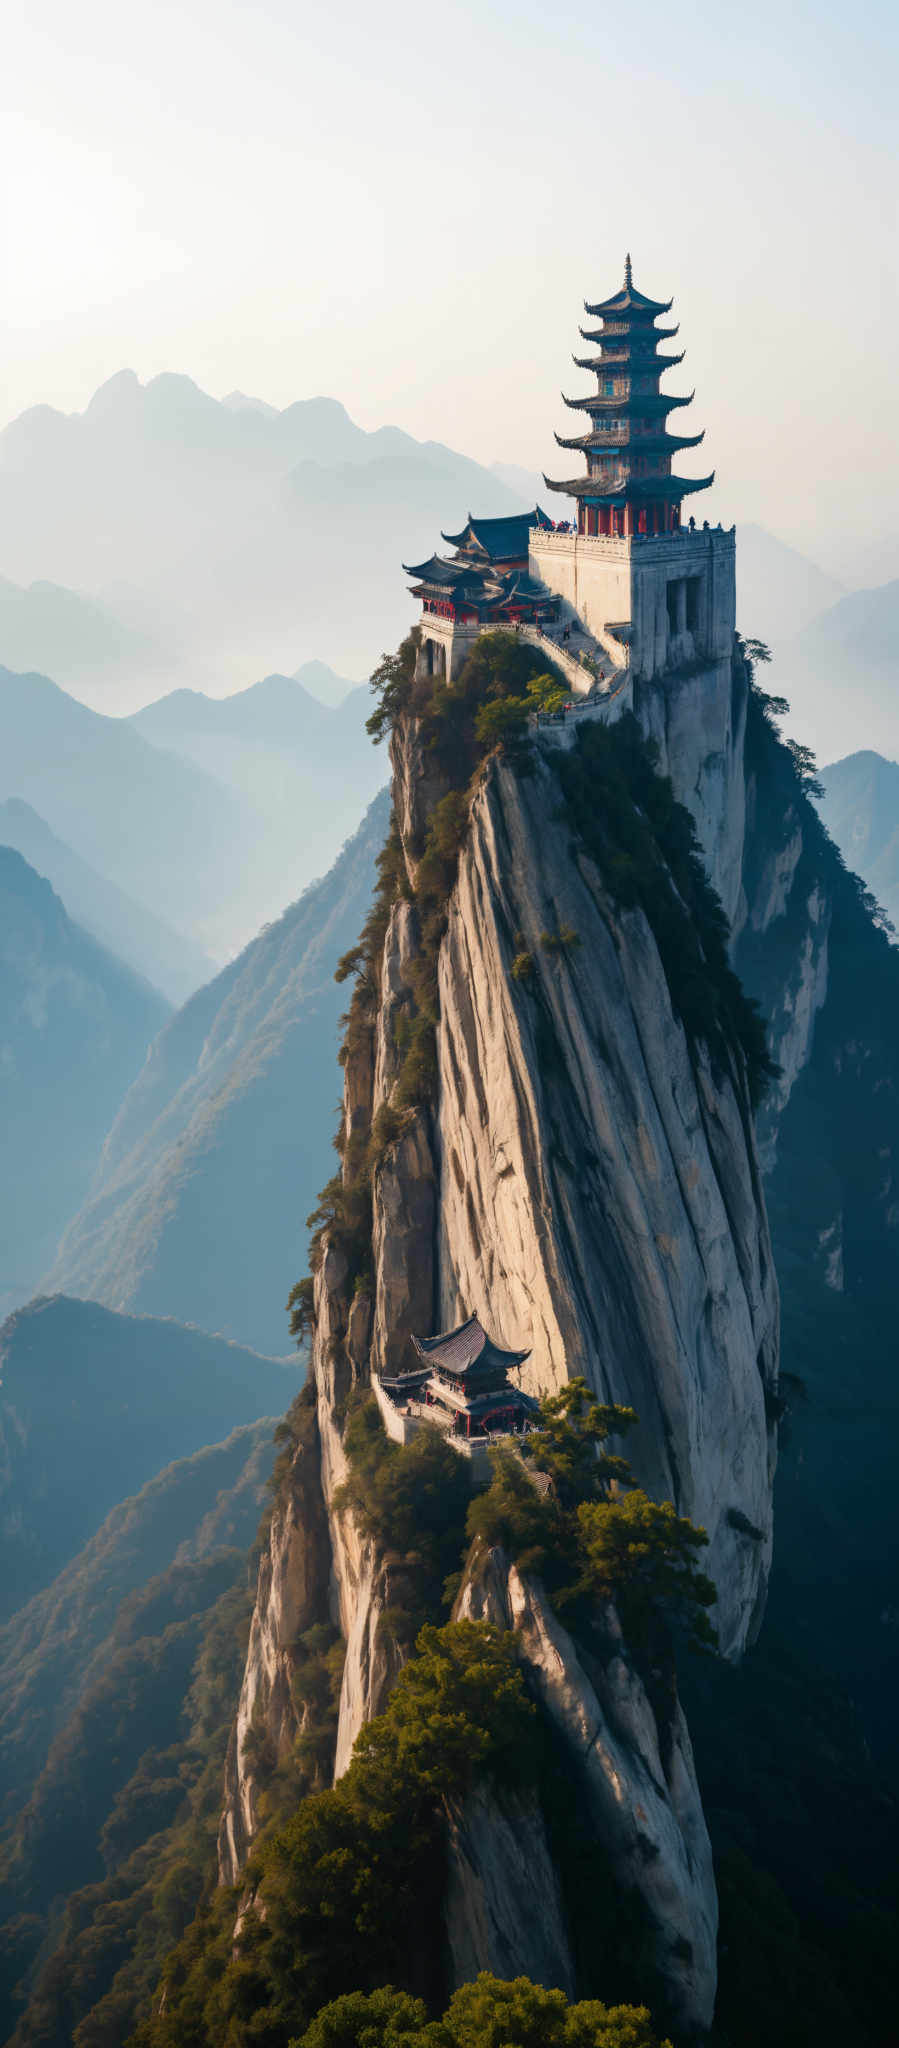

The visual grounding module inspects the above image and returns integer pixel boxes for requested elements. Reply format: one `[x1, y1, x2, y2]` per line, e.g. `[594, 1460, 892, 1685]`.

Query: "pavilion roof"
[411, 1311, 530, 1376]
[402, 551, 470, 584]
[440, 509, 552, 558]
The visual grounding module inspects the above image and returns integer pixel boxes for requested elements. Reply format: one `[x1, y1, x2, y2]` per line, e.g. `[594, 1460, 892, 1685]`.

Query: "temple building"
[380, 1312, 538, 1441]
[404, 256, 735, 693]
[404, 511, 559, 681]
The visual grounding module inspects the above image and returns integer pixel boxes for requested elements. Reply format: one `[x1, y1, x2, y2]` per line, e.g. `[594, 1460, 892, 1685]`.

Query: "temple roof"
[584, 255, 672, 318]
[543, 470, 715, 503]
[554, 427, 706, 454]
[402, 552, 470, 584]
[405, 558, 556, 617]
[411, 1312, 530, 1376]
[561, 390, 695, 417]
[440, 509, 552, 559]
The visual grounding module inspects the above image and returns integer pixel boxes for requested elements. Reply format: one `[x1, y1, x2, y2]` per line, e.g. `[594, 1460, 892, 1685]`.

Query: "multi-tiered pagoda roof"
[544, 255, 714, 536]
[403, 507, 558, 627]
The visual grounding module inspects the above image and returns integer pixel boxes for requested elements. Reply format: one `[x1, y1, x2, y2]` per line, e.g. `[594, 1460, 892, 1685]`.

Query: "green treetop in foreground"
[294, 1974, 671, 2048]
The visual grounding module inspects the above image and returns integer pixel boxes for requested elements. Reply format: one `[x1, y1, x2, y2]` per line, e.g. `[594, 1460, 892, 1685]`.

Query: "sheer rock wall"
[218, 649, 790, 2031]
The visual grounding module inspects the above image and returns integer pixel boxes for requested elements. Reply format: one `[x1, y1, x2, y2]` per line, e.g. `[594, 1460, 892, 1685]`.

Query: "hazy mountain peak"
[279, 394, 354, 427]
[144, 370, 219, 410]
[85, 367, 142, 413]
[293, 658, 361, 707]
[223, 390, 280, 417]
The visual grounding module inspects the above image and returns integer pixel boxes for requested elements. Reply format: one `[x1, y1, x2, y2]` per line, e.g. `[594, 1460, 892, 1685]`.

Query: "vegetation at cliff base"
[292, 1974, 671, 2047]
[131, 1622, 537, 2048]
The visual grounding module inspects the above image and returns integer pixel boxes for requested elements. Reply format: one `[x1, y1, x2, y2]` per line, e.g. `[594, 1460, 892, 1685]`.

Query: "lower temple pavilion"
[380, 1312, 538, 1441]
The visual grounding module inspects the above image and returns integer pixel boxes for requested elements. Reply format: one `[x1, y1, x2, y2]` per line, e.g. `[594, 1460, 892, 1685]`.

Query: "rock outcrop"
[217, 643, 786, 2039]
[436, 747, 777, 1657]
[456, 1542, 717, 2033]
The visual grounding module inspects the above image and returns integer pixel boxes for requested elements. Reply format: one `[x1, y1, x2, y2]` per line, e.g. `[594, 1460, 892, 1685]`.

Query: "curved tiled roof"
[440, 509, 552, 557]
[411, 1311, 530, 1375]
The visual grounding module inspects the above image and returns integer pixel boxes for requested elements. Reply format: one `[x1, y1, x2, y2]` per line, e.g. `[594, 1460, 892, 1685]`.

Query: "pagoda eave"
[561, 390, 696, 416]
[553, 428, 706, 454]
[579, 322, 680, 345]
[584, 291, 673, 318]
[543, 471, 715, 503]
[571, 351, 686, 376]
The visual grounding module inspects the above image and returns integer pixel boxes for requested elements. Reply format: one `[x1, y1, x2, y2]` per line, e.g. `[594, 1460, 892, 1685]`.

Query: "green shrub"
[286, 1277, 315, 1343]
[335, 1397, 471, 1624]
[539, 925, 581, 955]
[568, 1494, 717, 1655]
[467, 1380, 715, 1687]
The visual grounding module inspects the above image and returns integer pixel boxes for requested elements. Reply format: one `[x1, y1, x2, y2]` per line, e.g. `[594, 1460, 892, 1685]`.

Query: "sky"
[2, 0, 898, 568]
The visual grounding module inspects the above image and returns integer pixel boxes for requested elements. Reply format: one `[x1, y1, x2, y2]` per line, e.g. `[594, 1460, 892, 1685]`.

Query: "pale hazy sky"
[3, 0, 897, 562]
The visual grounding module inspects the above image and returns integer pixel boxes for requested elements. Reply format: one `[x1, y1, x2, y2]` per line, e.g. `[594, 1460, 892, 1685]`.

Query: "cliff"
[217, 636, 783, 2037]
[0, 1295, 298, 1616]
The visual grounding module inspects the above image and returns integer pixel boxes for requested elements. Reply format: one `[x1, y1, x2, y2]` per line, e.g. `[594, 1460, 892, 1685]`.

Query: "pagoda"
[380, 1312, 538, 1442]
[544, 253, 713, 539]
[403, 253, 735, 692]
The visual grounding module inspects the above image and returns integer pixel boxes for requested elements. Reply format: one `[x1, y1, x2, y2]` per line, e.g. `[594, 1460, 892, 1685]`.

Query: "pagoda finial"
[624, 251, 633, 289]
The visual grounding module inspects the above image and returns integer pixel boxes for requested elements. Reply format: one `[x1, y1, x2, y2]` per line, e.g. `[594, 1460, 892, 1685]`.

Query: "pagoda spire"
[624, 251, 633, 289]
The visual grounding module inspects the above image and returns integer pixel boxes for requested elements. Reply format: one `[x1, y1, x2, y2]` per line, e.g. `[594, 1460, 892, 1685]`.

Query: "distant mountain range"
[0, 1417, 271, 2047]
[0, 846, 169, 1308]
[734, 522, 845, 646]
[0, 665, 251, 959]
[0, 375, 527, 707]
[1, 371, 894, 765]
[0, 664, 386, 963]
[0, 797, 215, 1002]
[127, 669, 385, 866]
[775, 581, 899, 764]
[0, 572, 173, 701]
[49, 790, 389, 1355]
[0, 1294, 297, 1618]
[816, 749, 899, 931]
[0, 1417, 273, 1822]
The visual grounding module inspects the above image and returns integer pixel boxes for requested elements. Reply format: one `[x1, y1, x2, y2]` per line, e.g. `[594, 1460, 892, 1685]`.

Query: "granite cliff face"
[434, 745, 776, 1658]
[217, 644, 789, 2035]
